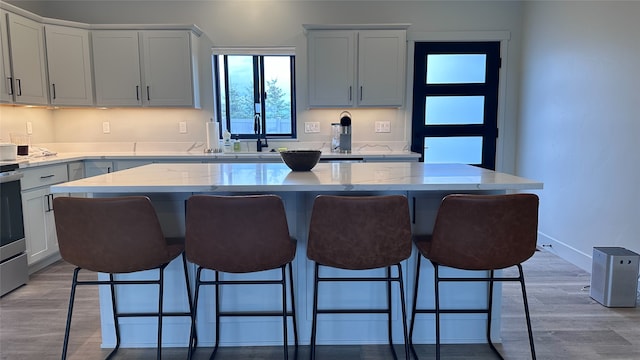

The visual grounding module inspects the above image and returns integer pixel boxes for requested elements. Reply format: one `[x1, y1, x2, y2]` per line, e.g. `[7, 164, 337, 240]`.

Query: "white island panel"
[49, 163, 542, 349]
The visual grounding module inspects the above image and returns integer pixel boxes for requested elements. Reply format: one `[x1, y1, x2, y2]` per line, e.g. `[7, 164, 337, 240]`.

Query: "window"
[213, 48, 296, 141]
[411, 42, 500, 170]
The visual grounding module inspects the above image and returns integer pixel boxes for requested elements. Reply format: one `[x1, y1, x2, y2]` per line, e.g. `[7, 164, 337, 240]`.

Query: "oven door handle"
[0, 171, 23, 184]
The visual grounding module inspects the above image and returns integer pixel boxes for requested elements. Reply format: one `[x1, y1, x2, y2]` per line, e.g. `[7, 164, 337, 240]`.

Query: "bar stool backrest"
[53, 196, 178, 274]
[185, 194, 295, 273]
[428, 193, 539, 270]
[307, 195, 412, 270]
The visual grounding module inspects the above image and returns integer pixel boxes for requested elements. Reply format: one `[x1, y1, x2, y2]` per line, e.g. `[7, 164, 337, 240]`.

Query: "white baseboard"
[537, 231, 592, 273]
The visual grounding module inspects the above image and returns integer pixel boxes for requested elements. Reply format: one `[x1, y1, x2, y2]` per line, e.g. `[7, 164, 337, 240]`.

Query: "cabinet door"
[6, 13, 48, 105]
[357, 30, 406, 107]
[22, 188, 59, 265]
[307, 30, 355, 107]
[67, 161, 85, 181]
[141, 31, 195, 107]
[0, 11, 13, 103]
[84, 160, 113, 177]
[92, 30, 142, 106]
[45, 25, 93, 106]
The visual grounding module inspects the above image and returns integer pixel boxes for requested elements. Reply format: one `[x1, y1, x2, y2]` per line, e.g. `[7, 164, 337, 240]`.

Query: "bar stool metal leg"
[310, 262, 320, 360]
[409, 255, 422, 360]
[61, 268, 80, 360]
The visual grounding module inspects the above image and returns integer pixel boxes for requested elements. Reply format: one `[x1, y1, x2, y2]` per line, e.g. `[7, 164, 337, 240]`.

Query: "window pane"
[426, 54, 486, 84]
[424, 96, 485, 125]
[226, 56, 255, 134]
[217, 58, 227, 124]
[424, 137, 483, 164]
[264, 56, 292, 134]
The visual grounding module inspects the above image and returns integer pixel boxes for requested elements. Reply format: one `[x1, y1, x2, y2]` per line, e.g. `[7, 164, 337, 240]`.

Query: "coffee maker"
[338, 111, 351, 153]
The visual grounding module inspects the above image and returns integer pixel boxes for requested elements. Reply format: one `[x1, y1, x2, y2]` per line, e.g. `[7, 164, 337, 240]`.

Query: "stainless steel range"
[0, 163, 28, 296]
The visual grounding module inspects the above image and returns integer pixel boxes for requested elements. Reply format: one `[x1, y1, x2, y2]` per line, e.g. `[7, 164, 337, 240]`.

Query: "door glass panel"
[425, 96, 485, 125]
[426, 54, 486, 84]
[424, 137, 483, 164]
[264, 56, 292, 134]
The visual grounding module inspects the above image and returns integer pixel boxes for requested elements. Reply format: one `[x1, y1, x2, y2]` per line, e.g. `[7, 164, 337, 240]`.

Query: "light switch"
[102, 122, 111, 134]
[375, 121, 391, 133]
[179, 121, 188, 133]
[304, 122, 320, 133]
[26, 122, 33, 134]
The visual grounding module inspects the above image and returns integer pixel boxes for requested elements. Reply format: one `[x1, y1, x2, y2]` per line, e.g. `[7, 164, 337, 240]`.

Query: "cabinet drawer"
[21, 164, 69, 190]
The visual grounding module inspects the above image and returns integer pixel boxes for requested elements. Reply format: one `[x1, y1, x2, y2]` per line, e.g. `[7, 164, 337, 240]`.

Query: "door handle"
[6, 77, 13, 95]
[16, 78, 22, 96]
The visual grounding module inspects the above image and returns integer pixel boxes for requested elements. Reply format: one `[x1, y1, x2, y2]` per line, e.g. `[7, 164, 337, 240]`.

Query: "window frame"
[212, 49, 297, 140]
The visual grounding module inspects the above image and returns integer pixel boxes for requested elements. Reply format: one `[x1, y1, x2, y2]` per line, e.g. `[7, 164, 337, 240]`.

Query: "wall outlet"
[304, 122, 320, 133]
[375, 121, 391, 133]
[102, 122, 110, 134]
[26, 122, 33, 134]
[179, 121, 188, 133]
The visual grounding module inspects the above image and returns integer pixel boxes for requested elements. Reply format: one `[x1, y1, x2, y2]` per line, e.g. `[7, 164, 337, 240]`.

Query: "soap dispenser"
[233, 135, 241, 152]
[222, 130, 232, 153]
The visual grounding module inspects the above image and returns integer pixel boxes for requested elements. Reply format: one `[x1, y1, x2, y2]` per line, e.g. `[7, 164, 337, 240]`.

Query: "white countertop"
[50, 162, 543, 193]
[10, 149, 420, 169]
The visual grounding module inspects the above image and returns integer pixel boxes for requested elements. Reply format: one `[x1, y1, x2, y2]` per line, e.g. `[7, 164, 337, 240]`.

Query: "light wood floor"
[2, 250, 640, 359]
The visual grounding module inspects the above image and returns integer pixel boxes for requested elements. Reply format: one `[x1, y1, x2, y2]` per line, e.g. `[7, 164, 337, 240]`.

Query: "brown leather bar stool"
[53, 196, 195, 360]
[185, 194, 298, 360]
[409, 193, 539, 360]
[307, 195, 412, 360]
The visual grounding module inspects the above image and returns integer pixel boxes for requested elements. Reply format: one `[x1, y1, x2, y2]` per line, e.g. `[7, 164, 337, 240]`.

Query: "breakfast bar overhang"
[50, 162, 543, 349]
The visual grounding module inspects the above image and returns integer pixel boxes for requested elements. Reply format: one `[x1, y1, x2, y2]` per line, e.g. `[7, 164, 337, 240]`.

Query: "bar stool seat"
[53, 196, 195, 360]
[307, 195, 412, 360]
[185, 194, 298, 360]
[409, 193, 539, 360]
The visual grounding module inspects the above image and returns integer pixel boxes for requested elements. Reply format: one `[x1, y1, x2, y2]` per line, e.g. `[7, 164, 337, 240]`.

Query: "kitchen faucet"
[254, 113, 268, 152]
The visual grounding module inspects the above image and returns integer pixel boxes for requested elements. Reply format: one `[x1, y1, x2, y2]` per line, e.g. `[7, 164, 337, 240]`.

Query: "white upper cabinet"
[307, 28, 407, 108]
[92, 30, 199, 108]
[1, 11, 12, 103]
[45, 24, 93, 106]
[308, 30, 356, 108]
[92, 30, 143, 106]
[141, 31, 197, 107]
[356, 30, 406, 107]
[6, 12, 48, 105]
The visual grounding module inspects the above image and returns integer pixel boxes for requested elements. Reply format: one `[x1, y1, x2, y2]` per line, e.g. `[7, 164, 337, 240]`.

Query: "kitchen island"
[50, 162, 542, 349]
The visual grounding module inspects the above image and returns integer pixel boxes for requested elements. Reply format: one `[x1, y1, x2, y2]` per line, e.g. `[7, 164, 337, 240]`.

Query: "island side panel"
[92, 189, 509, 347]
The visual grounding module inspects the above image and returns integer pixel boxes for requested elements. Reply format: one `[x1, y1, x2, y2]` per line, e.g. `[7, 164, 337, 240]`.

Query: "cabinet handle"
[16, 78, 22, 96]
[349, 86, 352, 101]
[52, 84, 56, 100]
[136, 86, 140, 101]
[360, 86, 363, 101]
[45, 194, 52, 212]
[411, 197, 416, 224]
[6, 77, 13, 95]
[147, 86, 150, 101]
[40, 174, 55, 179]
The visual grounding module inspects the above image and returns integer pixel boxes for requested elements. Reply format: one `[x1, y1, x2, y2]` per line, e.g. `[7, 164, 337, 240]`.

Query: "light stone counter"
[49, 162, 542, 349]
[16, 150, 420, 169]
[50, 162, 541, 194]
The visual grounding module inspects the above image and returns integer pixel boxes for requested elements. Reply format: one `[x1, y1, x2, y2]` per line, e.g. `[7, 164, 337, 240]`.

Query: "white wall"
[518, 1, 640, 270]
[3, 0, 523, 170]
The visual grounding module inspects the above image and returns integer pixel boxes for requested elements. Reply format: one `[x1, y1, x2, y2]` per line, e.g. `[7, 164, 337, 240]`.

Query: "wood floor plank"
[2, 250, 640, 359]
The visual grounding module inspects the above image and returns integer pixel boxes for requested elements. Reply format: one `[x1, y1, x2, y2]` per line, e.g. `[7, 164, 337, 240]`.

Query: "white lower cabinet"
[84, 160, 113, 177]
[20, 164, 69, 270]
[22, 188, 63, 266]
